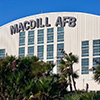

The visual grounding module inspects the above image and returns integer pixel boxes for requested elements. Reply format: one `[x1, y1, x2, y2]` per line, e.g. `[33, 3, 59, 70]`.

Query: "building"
[0, 12, 100, 91]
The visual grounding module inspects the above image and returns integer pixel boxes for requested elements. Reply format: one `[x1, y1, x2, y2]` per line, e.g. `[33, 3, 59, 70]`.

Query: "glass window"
[81, 58, 89, 74]
[57, 43, 64, 58]
[0, 49, 5, 59]
[82, 41, 89, 57]
[19, 32, 25, 46]
[47, 61, 54, 64]
[57, 27, 64, 42]
[57, 60, 61, 67]
[19, 47, 25, 57]
[37, 45, 44, 60]
[93, 57, 100, 73]
[47, 28, 54, 43]
[28, 31, 34, 45]
[93, 40, 100, 56]
[57, 60, 61, 73]
[38, 29, 44, 44]
[47, 44, 54, 59]
[47, 61, 54, 73]
[28, 46, 34, 57]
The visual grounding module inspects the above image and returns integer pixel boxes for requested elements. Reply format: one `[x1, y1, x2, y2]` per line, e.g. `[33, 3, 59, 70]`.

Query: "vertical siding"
[0, 12, 100, 90]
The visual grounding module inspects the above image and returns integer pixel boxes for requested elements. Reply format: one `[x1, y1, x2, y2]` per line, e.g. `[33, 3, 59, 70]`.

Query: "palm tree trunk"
[0, 92, 5, 100]
[69, 83, 73, 92]
[69, 76, 73, 92]
[71, 65, 77, 92]
[72, 74, 77, 92]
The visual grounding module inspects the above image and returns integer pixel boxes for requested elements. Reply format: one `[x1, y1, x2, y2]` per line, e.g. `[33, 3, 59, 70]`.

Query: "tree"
[59, 50, 79, 92]
[93, 65, 100, 83]
[0, 56, 52, 99]
[31, 61, 68, 100]
[89, 59, 100, 83]
[0, 56, 16, 100]
[0, 56, 69, 100]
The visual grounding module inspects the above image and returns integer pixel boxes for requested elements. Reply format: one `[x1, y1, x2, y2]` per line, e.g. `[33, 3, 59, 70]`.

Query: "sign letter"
[55, 17, 63, 27]
[24, 21, 30, 30]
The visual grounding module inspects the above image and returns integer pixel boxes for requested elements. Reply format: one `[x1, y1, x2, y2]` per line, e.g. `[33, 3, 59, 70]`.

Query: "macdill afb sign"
[10, 16, 77, 35]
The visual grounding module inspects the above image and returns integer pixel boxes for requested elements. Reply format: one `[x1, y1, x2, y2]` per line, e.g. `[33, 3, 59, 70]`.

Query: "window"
[47, 61, 54, 73]
[47, 28, 54, 43]
[57, 43, 64, 58]
[19, 47, 25, 57]
[0, 49, 5, 59]
[38, 29, 44, 44]
[19, 32, 25, 46]
[57, 60, 61, 72]
[81, 58, 89, 74]
[57, 27, 64, 42]
[93, 40, 100, 56]
[47, 44, 54, 59]
[47, 61, 54, 64]
[28, 31, 34, 45]
[37, 45, 44, 60]
[28, 46, 34, 57]
[93, 57, 100, 73]
[57, 60, 61, 67]
[82, 41, 89, 57]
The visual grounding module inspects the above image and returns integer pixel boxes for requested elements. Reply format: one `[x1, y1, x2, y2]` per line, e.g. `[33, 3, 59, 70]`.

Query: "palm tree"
[93, 65, 100, 83]
[59, 50, 79, 92]
[89, 59, 100, 83]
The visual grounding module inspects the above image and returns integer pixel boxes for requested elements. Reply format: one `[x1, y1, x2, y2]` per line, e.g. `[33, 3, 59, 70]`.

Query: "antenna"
[41, 11, 43, 13]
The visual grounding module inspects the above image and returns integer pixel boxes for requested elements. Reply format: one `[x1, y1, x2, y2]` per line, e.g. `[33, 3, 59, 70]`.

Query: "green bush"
[62, 92, 100, 100]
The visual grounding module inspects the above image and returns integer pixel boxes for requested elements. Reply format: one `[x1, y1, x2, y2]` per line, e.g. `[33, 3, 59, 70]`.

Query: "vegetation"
[94, 65, 100, 83]
[59, 51, 79, 92]
[90, 58, 100, 83]
[0, 56, 68, 100]
[62, 91, 100, 100]
[0, 51, 100, 99]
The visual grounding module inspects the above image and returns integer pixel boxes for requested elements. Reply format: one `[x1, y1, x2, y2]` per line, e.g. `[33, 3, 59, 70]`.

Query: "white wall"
[0, 12, 100, 91]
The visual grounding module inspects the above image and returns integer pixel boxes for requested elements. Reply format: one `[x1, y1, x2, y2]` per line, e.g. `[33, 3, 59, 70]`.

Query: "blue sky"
[0, 0, 100, 26]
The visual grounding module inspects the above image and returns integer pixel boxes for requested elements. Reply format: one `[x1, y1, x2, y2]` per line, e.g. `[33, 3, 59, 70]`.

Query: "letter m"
[10, 24, 18, 35]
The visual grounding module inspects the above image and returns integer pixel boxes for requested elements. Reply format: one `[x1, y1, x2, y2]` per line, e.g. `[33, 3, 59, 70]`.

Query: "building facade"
[0, 12, 100, 91]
